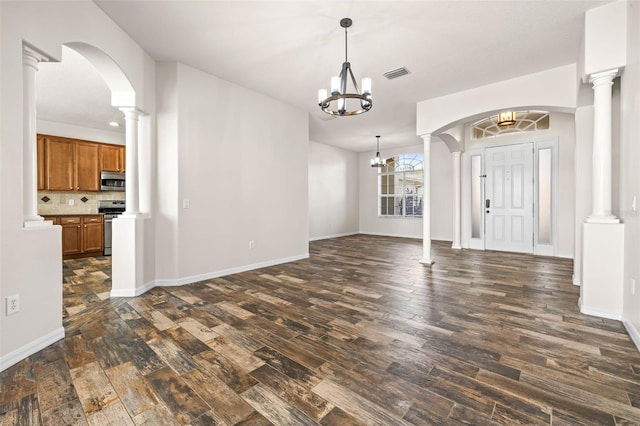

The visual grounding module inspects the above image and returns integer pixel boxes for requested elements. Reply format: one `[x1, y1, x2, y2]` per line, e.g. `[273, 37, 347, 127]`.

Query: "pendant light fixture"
[497, 111, 516, 126]
[318, 18, 372, 117]
[371, 135, 385, 167]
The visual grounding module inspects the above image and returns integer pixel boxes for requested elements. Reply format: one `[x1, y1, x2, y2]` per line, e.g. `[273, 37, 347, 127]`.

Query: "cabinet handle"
[89, 219, 97, 222]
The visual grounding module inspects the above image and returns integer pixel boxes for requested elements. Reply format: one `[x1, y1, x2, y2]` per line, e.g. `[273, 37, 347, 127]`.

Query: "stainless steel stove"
[98, 200, 125, 256]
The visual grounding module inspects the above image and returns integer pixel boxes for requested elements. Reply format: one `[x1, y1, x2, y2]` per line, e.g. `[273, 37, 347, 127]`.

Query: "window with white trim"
[378, 153, 424, 217]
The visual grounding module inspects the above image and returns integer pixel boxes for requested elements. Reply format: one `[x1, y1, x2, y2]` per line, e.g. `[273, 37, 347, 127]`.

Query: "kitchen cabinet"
[37, 136, 46, 190]
[60, 216, 82, 256]
[100, 144, 125, 173]
[46, 215, 104, 259]
[82, 215, 103, 253]
[44, 136, 75, 191]
[76, 142, 100, 191]
[38, 134, 114, 192]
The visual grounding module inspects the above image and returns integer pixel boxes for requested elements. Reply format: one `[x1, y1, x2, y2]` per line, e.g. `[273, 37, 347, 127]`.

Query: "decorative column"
[580, 68, 624, 320]
[23, 45, 49, 225]
[586, 69, 619, 223]
[420, 134, 433, 265]
[451, 151, 462, 249]
[120, 108, 140, 216]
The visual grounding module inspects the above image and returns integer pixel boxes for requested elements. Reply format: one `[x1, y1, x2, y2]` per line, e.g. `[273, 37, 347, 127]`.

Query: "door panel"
[485, 143, 533, 253]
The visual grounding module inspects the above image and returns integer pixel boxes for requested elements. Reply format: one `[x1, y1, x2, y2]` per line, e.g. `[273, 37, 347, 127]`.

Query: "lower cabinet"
[45, 215, 103, 259]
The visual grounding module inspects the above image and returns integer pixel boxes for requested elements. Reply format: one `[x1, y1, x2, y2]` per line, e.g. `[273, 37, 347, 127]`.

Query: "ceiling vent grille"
[383, 67, 410, 80]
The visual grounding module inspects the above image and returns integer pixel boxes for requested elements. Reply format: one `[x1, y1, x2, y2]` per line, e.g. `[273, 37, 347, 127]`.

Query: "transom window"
[472, 110, 550, 139]
[378, 153, 424, 217]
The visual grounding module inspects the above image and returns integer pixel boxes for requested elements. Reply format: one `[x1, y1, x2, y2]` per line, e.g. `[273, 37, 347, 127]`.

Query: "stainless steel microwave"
[100, 171, 125, 191]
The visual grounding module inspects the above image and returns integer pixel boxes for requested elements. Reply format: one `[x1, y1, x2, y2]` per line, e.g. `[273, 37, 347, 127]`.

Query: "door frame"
[464, 138, 559, 256]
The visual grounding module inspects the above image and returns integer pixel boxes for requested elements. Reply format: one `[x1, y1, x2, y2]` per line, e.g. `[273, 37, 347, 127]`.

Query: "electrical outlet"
[68, 199, 74, 206]
[183, 199, 190, 209]
[6, 294, 19, 315]
[249, 240, 255, 249]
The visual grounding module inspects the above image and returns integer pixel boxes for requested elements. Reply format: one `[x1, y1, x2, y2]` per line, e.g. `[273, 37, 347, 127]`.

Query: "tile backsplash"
[38, 191, 125, 215]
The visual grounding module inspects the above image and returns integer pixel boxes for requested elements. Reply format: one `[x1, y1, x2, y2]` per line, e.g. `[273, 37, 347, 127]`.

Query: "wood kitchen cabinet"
[44, 136, 75, 191]
[76, 142, 100, 191]
[100, 144, 125, 173]
[37, 136, 46, 190]
[38, 134, 112, 192]
[82, 215, 103, 253]
[46, 215, 103, 259]
[60, 216, 82, 256]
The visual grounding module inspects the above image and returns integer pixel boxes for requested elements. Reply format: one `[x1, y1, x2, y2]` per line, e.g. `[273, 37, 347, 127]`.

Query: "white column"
[420, 134, 433, 264]
[23, 46, 49, 225]
[451, 151, 462, 249]
[586, 69, 619, 224]
[120, 108, 140, 216]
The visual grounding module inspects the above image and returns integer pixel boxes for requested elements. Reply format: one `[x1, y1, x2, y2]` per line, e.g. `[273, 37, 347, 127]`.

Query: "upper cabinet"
[100, 144, 126, 173]
[37, 134, 124, 192]
[44, 136, 76, 191]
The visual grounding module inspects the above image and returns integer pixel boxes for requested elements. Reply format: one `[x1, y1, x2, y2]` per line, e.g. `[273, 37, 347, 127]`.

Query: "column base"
[419, 257, 434, 265]
[451, 243, 462, 250]
[585, 215, 620, 224]
[580, 222, 624, 319]
[111, 215, 146, 297]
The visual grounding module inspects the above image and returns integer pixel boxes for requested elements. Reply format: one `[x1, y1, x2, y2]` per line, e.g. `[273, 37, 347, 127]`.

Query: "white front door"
[485, 143, 534, 253]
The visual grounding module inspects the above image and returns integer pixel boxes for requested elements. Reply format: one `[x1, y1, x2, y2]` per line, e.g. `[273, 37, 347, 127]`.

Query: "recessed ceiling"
[36, 1, 609, 152]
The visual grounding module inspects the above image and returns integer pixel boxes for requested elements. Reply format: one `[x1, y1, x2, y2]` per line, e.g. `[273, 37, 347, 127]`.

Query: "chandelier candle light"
[318, 18, 372, 116]
[371, 135, 385, 167]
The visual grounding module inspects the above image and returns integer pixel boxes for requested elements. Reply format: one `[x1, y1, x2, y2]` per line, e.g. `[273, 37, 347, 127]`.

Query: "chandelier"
[371, 136, 385, 167]
[318, 18, 372, 116]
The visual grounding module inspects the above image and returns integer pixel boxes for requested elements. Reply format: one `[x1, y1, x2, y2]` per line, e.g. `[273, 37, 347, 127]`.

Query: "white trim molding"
[309, 232, 358, 242]
[112, 253, 310, 297]
[0, 327, 64, 372]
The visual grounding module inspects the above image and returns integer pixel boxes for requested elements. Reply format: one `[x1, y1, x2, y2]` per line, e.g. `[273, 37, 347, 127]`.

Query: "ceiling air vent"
[383, 67, 410, 80]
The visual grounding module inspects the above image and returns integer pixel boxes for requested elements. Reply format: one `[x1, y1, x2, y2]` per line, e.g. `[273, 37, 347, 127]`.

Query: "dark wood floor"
[2, 235, 640, 425]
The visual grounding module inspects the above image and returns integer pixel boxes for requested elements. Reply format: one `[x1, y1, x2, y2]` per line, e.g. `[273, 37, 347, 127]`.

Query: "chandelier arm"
[340, 63, 349, 95]
[347, 65, 361, 94]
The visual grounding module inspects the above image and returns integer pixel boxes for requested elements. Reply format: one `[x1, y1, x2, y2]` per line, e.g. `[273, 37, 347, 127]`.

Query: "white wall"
[0, 1, 154, 370]
[309, 141, 359, 240]
[154, 62, 309, 285]
[359, 142, 453, 241]
[621, 0, 640, 343]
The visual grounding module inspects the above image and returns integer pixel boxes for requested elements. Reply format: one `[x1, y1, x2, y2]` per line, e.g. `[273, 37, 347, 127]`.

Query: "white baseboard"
[579, 297, 622, 321]
[110, 280, 156, 298]
[309, 232, 358, 242]
[0, 327, 65, 372]
[572, 274, 580, 286]
[359, 231, 423, 240]
[624, 321, 640, 353]
[152, 253, 310, 289]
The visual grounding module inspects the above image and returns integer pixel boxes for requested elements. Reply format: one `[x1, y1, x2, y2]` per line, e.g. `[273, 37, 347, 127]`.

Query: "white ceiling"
[36, 0, 609, 152]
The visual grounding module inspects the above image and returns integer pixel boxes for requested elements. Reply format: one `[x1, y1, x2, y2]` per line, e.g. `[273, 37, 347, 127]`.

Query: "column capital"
[23, 44, 49, 70]
[119, 107, 143, 120]
[589, 69, 618, 87]
[420, 133, 432, 144]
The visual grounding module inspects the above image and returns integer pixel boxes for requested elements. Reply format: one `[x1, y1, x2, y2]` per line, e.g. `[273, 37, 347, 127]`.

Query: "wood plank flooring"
[3, 235, 640, 424]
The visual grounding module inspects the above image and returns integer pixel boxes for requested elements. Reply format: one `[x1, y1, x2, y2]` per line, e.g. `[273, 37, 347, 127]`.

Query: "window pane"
[471, 155, 482, 238]
[538, 148, 552, 244]
[378, 153, 424, 218]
